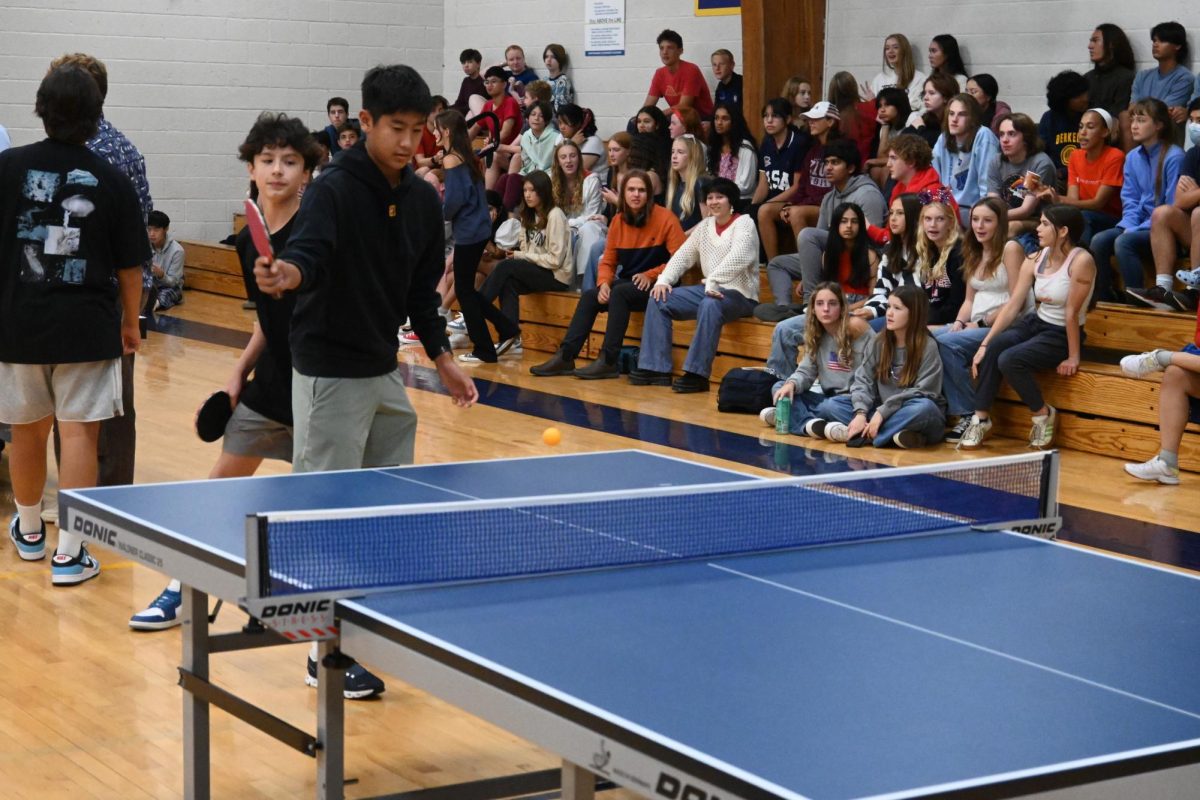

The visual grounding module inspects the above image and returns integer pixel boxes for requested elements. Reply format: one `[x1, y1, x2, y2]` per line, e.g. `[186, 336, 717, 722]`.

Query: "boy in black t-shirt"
[1, 65, 149, 584]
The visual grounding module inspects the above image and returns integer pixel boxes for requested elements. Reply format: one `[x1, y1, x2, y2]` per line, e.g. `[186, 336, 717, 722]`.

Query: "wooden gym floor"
[0, 291, 1196, 799]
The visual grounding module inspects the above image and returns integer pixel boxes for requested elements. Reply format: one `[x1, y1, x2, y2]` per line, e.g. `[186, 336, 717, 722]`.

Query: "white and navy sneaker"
[495, 335, 522, 357]
[446, 313, 467, 333]
[944, 416, 972, 444]
[129, 587, 183, 630]
[9, 515, 47, 561]
[305, 656, 386, 700]
[50, 544, 100, 586]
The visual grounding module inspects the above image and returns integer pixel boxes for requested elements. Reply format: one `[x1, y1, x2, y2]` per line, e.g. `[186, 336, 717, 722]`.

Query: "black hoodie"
[279, 141, 450, 378]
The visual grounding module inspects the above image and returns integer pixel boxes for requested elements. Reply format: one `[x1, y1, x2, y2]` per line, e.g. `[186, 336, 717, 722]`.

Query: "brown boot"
[529, 351, 576, 376]
[574, 356, 619, 380]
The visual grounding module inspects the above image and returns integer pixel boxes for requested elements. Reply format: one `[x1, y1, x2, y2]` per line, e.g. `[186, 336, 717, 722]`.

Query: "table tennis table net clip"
[240, 451, 1060, 640]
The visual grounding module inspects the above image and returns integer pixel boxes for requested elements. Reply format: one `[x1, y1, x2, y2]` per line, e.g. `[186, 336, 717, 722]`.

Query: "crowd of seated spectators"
[384, 23, 1200, 480]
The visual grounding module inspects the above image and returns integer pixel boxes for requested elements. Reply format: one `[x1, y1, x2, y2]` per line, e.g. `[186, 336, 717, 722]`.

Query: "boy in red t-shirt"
[471, 66, 522, 189]
[643, 29, 714, 120]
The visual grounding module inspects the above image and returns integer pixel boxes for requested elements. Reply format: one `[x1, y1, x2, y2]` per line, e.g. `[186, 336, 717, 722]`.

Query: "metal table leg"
[317, 639, 345, 800]
[181, 585, 210, 799]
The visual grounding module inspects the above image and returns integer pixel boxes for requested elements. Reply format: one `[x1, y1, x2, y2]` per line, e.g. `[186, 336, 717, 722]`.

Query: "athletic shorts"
[0, 360, 123, 424]
[222, 403, 293, 462]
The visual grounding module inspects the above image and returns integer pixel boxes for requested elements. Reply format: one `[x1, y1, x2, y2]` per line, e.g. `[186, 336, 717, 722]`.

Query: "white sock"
[1156, 274, 1173, 291]
[16, 500, 42, 534]
[1159, 450, 1179, 468]
[310, 642, 319, 660]
[167, 578, 182, 593]
[1031, 413, 1047, 423]
[56, 530, 81, 557]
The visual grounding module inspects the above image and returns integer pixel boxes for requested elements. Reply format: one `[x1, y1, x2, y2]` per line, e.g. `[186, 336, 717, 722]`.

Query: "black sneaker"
[944, 416, 972, 444]
[628, 367, 673, 386]
[529, 352, 575, 376]
[1125, 286, 1172, 310]
[573, 357, 619, 380]
[1165, 289, 1198, 312]
[803, 418, 828, 438]
[671, 372, 710, 393]
[306, 656, 386, 700]
[892, 430, 927, 449]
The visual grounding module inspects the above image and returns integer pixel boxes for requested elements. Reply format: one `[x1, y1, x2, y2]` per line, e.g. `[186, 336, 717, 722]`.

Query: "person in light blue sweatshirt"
[1090, 98, 1184, 301]
[931, 94, 999, 226]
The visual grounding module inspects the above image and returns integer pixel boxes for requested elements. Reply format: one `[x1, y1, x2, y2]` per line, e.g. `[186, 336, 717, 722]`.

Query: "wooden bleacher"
[179, 213, 1199, 471]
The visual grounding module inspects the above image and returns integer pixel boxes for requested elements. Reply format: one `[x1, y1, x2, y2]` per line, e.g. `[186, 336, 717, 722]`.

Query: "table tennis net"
[254, 453, 1053, 598]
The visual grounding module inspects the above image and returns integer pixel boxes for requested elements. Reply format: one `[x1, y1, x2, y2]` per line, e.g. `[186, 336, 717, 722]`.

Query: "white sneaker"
[956, 415, 993, 449]
[495, 335, 522, 357]
[448, 333, 471, 349]
[446, 313, 466, 333]
[759, 407, 776, 427]
[1029, 406, 1057, 449]
[1119, 350, 1166, 379]
[456, 352, 493, 365]
[1124, 456, 1180, 485]
[824, 422, 850, 442]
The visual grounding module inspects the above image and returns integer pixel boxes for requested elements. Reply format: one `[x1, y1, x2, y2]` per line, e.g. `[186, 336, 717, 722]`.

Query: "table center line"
[707, 562, 1200, 723]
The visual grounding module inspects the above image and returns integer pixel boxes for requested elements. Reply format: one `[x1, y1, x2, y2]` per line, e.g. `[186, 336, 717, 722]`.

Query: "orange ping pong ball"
[542, 427, 562, 446]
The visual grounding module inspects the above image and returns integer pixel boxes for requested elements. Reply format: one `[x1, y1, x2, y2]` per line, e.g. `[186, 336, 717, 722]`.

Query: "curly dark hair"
[238, 112, 325, 170]
[1045, 71, 1089, 114]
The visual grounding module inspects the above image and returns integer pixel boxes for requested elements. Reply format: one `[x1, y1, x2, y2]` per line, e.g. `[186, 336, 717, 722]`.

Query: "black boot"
[573, 355, 619, 380]
[628, 367, 673, 386]
[529, 351, 576, 376]
[671, 371, 710, 393]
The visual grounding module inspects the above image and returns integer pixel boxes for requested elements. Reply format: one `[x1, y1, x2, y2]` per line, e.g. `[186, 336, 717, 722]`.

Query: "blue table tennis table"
[59, 450, 1200, 800]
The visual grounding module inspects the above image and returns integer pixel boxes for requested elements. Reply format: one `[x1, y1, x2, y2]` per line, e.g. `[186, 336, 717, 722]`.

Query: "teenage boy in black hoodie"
[256, 64, 478, 471]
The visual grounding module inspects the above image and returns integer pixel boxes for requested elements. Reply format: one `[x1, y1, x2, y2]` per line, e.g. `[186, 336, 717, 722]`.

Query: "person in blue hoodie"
[1090, 97, 1184, 302]
[931, 94, 999, 226]
[435, 108, 505, 362]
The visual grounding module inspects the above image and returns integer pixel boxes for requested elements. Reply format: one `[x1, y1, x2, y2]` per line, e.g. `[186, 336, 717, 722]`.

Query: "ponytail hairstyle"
[1128, 97, 1178, 203]
[876, 284, 930, 388]
[914, 198, 961, 286]
[822, 202, 873, 291]
[884, 193, 922, 276]
[930, 34, 967, 77]
[671, 106, 705, 139]
[803, 282, 857, 371]
[883, 34, 917, 91]
[433, 109, 483, 184]
[961, 197, 1009, 283]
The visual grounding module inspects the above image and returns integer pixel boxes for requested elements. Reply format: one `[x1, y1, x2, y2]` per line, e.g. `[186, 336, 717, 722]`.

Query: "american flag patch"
[826, 351, 852, 372]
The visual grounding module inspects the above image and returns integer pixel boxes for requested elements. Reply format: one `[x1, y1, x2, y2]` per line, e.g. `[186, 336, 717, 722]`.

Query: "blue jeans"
[933, 326, 989, 416]
[637, 285, 754, 377]
[1090, 226, 1152, 300]
[768, 383, 847, 434]
[581, 238, 606, 292]
[1080, 210, 1119, 248]
[766, 313, 807, 377]
[822, 394, 946, 446]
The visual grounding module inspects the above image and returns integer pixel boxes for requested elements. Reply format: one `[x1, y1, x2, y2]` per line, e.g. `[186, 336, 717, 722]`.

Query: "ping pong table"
[59, 450, 1200, 800]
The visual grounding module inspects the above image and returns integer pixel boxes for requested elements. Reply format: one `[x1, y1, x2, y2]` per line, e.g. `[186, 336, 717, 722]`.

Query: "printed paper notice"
[585, 0, 624, 57]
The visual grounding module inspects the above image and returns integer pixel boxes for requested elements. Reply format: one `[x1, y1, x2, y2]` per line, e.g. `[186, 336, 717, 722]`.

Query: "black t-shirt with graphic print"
[0, 139, 150, 363]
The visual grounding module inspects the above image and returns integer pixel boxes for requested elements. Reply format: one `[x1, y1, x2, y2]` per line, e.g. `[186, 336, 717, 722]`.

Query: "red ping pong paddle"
[243, 198, 273, 261]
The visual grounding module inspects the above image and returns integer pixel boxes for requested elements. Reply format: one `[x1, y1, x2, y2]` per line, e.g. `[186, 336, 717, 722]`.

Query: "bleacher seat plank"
[1085, 303, 1196, 353]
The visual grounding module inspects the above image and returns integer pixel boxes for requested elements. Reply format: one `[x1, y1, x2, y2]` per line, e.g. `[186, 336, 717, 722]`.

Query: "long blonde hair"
[803, 282, 857, 371]
[914, 201, 960, 285]
[665, 136, 706, 222]
[883, 33, 917, 91]
[550, 140, 584, 213]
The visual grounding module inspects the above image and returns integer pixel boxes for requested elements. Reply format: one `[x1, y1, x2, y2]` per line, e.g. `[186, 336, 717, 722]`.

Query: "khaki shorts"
[0, 360, 123, 424]
[222, 403, 293, 462]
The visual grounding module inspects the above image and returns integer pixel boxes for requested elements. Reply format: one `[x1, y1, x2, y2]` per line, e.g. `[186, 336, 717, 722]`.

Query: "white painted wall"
[0, 0, 443, 241]
[441, 0, 741, 137]
[824, 1, 1195, 119]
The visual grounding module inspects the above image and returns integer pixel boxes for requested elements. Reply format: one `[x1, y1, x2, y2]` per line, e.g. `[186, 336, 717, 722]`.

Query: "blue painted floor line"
[150, 314, 1200, 572]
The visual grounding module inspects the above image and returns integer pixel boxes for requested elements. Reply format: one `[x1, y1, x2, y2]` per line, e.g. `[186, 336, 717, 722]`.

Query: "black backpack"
[716, 368, 776, 413]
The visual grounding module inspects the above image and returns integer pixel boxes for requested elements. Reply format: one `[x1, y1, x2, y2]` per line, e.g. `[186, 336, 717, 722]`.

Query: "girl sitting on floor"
[761, 282, 872, 434]
[807, 285, 946, 448]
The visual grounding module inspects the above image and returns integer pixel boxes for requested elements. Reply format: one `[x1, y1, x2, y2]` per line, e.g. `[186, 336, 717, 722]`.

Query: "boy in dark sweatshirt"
[255, 64, 477, 471]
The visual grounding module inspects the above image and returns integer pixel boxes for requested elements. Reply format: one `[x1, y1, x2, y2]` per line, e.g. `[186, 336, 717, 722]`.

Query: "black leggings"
[558, 280, 649, 362]
[975, 312, 1080, 413]
[479, 258, 569, 339]
[452, 239, 499, 360]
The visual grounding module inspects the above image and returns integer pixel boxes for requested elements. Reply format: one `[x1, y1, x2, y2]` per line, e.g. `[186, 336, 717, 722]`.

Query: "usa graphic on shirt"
[826, 350, 853, 373]
[17, 167, 101, 286]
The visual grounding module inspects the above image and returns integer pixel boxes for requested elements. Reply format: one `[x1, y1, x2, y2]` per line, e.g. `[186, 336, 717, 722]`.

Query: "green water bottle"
[775, 395, 791, 434]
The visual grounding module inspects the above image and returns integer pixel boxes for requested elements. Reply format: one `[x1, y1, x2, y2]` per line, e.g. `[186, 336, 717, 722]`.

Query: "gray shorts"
[222, 403, 293, 462]
[291, 369, 417, 472]
[0, 360, 123, 424]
